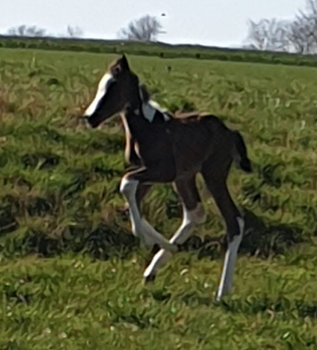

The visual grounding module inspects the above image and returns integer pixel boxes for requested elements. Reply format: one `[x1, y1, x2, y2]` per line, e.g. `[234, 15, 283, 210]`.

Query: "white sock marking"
[84, 73, 115, 116]
[216, 217, 244, 301]
[144, 203, 206, 278]
[120, 178, 177, 252]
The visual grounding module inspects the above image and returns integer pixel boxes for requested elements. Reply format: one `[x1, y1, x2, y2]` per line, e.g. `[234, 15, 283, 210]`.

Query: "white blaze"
[84, 73, 115, 117]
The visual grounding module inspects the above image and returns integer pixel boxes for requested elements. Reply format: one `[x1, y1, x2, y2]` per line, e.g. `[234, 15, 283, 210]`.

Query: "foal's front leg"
[143, 176, 206, 282]
[123, 133, 152, 212]
[121, 184, 152, 212]
[120, 167, 178, 253]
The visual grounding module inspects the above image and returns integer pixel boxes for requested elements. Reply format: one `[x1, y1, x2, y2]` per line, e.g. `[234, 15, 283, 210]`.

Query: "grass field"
[3, 36, 317, 68]
[0, 48, 317, 349]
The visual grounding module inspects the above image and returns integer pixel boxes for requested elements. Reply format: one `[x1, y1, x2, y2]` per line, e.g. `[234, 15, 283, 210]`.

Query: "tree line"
[5, 15, 164, 42]
[7, 25, 84, 39]
[5, 1, 317, 55]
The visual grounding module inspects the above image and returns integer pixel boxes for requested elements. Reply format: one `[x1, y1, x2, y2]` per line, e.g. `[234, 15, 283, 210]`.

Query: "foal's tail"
[231, 130, 252, 173]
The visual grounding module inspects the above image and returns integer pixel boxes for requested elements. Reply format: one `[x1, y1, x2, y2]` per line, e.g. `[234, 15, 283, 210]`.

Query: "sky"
[0, 0, 307, 47]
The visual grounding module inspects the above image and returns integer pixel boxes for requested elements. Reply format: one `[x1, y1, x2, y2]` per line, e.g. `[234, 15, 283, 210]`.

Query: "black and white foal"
[83, 55, 252, 300]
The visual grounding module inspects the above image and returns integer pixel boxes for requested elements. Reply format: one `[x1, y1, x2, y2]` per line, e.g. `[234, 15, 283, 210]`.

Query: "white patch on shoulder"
[148, 100, 166, 112]
[84, 73, 115, 117]
[142, 102, 156, 122]
[142, 100, 170, 122]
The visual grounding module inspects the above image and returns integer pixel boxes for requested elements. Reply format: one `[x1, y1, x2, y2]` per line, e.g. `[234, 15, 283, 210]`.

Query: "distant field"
[0, 48, 317, 349]
[2, 35, 317, 67]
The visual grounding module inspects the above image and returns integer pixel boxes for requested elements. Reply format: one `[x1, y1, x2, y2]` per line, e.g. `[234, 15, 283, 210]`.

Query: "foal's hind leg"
[143, 175, 206, 282]
[201, 163, 244, 301]
[120, 167, 178, 252]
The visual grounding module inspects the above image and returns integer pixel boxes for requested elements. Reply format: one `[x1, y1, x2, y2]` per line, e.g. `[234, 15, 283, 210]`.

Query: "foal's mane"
[139, 83, 151, 103]
[138, 82, 201, 121]
[108, 56, 201, 121]
[138, 79, 201, 121]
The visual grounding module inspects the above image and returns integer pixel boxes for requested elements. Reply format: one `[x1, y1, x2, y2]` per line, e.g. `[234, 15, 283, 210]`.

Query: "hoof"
[143, 274, 156, 284]
[176, 244, 185, 252]
[116, 203, 129, 214]
[215, 289, 229, 302]
[215, 293, 222, 302]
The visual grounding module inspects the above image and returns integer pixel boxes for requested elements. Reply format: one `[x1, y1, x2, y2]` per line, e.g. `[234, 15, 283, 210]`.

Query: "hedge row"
[1, 35, 317, 67]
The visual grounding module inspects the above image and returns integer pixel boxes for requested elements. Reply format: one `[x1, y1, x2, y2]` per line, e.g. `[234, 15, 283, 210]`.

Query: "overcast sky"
[0, 0, 306, 47]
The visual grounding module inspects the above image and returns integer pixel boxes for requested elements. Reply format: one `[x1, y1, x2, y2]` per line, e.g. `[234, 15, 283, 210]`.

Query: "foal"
[83, 55, 252, 300]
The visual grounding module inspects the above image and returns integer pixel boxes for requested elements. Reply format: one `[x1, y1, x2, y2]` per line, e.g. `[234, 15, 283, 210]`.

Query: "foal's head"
[84, 55, 140, 128]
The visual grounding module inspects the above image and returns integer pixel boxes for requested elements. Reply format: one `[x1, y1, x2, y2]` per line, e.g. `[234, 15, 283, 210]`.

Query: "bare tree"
[118, 15, 164, 42]
[287, 0, 317, 54]
[244, 19, 291, 52]
[7, 25, 46, 37]
[66, 25, 84, 38]
[244, 0, 317, 54]
[287, 16, 311, 54]
[245, 20, 267, 51]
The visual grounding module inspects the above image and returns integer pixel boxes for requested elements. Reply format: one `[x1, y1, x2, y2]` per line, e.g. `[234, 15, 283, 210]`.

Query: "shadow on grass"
[0, 205, 18, 238]
[176, 292, 317, 321]
[180, 208, 304, 260]
[0, 223, 138, 261]
[0, 208, 304, 261]
[149, 289, 317, 323]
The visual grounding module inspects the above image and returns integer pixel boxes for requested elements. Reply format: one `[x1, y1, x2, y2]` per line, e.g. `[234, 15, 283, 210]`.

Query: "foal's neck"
[122, 85, 171, 135]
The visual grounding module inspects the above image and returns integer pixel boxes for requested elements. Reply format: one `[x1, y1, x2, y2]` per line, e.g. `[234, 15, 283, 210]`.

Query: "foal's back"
[169, 114, 237, 177]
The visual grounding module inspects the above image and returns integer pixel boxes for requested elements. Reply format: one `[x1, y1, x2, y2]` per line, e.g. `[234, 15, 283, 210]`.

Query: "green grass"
[3, 35, 317, 68]
[0, 48, 317, 349]
[1, 251, 317, 350]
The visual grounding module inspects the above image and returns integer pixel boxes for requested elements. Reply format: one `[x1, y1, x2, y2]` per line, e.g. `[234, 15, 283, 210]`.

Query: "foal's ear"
[119, 54, 130, 71]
